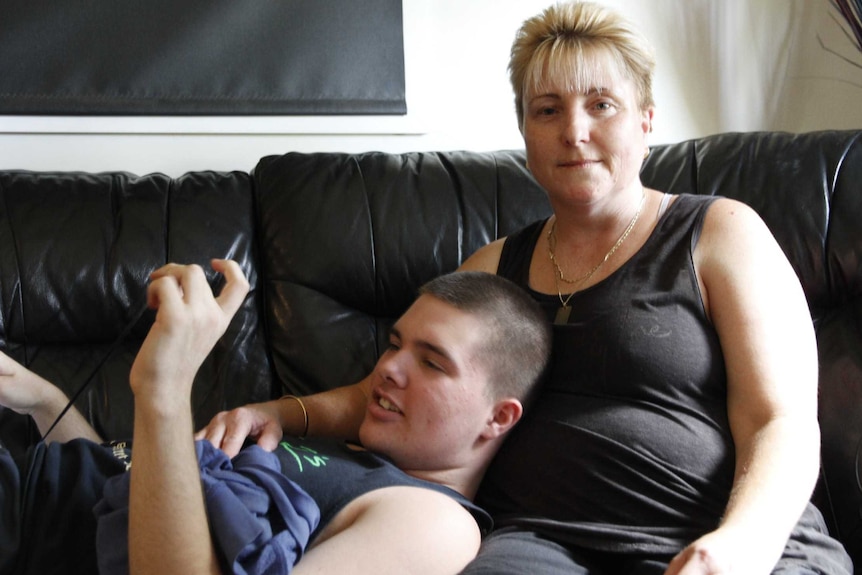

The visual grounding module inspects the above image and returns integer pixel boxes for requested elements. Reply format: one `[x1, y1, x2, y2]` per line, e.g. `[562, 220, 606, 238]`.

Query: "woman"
[199, 2, 851, 573]
[451, 2, 851, 574]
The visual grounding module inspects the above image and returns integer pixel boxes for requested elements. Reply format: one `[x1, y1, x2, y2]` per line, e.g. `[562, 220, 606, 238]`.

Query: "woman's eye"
[530, 103, 556, 117]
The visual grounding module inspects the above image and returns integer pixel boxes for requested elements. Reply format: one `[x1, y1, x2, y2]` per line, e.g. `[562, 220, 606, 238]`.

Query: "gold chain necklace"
[548, 190, 646, 324]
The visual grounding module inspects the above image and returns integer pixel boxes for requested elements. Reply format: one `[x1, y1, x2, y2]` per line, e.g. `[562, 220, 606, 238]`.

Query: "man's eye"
[423, 359, 444, 372]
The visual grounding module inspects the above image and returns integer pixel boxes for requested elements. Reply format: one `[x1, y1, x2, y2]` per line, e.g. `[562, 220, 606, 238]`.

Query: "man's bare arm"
[294, 486, 481, 575]
[0, 351, 102, 444]
[128, 260, 248, 575]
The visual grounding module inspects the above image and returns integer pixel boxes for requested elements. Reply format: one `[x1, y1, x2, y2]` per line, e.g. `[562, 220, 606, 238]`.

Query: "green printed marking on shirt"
[279, 440, 330, 473]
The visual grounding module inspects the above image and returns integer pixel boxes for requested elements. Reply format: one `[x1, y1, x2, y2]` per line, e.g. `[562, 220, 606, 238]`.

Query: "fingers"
[195, 410, 254, 458]
[195, 405, 283, 458]
[198, 427, 247, 459]
[148, 263, 211, 305]
[147, 259, 249, 317]
[255, 420, 284, 452]
[666, 540, 726, 575]
[130, 259, 249, 401]
[145, 273, 183, 316]
[210, 259, 250, 319]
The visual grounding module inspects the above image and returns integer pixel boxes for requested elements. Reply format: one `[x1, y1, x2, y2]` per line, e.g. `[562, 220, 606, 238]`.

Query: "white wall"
[1, 0, 861, 177]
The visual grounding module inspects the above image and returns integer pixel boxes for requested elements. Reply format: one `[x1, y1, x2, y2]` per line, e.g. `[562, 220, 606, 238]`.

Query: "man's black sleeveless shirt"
[273, 437, 493, 540]
[476, 194, 732, 553]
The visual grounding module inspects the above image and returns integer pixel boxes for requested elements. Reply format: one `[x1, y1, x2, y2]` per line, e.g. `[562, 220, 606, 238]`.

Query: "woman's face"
[522, 52, 653, 207]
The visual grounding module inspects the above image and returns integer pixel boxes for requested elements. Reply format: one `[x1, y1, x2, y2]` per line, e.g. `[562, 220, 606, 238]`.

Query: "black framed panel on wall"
[0, 0, 405, 116]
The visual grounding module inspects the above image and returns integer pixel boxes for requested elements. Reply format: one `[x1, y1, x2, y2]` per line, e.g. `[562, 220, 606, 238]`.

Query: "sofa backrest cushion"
[252, 150, 552, 396]
[0, 170, 271, 446]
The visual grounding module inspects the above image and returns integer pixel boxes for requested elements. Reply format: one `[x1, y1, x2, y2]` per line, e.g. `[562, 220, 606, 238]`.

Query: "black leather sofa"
[1, 129, 860, 569]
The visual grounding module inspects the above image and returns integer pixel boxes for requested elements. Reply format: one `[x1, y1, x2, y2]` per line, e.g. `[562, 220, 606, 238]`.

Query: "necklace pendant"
[555, 305, 571, 325]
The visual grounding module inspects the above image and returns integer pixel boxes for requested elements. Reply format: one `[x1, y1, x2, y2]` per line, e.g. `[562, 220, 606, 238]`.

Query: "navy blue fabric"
[0, 439, 129, 575]
[94, 440, 320, 575]
[0, 443, 21, 575]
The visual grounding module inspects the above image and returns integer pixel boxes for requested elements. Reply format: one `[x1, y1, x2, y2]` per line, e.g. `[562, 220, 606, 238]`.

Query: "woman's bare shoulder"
[458, 238, 506, 273]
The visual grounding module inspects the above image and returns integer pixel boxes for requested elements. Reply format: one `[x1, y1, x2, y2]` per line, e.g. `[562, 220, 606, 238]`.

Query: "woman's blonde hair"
[509, 1, 656, 130]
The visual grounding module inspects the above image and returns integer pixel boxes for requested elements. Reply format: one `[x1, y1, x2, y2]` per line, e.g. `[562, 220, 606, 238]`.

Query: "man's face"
[358, 294, 496, 473]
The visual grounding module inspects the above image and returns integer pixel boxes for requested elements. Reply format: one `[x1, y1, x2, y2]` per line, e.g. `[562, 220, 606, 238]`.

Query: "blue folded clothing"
[94, 440, 320, 575]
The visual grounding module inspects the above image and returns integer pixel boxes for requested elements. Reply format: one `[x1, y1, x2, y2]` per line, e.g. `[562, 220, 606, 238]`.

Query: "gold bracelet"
[281, 395, 309, 438]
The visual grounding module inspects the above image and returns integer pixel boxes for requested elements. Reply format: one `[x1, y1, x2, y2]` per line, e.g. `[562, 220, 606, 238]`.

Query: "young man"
[0, 260, 550, 575]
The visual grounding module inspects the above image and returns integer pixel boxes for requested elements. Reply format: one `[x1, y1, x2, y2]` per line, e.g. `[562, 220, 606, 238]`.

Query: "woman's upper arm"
[695, 198, 819, 428]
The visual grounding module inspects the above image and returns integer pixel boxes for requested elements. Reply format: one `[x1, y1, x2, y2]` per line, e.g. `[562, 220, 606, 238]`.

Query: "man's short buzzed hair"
[419, 271, 551, 405]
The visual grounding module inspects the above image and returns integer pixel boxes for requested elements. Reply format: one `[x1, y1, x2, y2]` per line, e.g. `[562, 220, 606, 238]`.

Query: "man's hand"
[129, 259, 249, 411]
[0, 350, 56, 415]
[0, 350, 103, 442]
[195, 403, 285, 457]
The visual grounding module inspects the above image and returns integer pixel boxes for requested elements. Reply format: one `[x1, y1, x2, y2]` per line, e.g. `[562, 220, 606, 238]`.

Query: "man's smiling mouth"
[378, 396, 402, 414]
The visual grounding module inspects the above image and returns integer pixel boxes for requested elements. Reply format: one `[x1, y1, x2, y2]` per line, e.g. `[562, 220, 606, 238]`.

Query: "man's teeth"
[378, 397, 401, 413]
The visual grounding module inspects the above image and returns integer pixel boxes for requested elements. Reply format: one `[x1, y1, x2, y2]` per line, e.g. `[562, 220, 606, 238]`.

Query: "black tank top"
[273, 437, 492, 540]
[477, 194, 731, 553]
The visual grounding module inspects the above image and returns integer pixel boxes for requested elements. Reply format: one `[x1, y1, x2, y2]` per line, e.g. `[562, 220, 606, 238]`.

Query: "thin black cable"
[40, 299, 150, 442]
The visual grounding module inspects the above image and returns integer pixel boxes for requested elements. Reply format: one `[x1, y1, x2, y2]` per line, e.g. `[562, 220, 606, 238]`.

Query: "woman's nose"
[562, 109, 589, 146]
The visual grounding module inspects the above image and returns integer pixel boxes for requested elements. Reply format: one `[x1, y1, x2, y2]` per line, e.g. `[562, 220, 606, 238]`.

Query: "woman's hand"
[666, 530, 734, 574]
[195, 402, 285, 457]
[665, 526, 777, 575]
